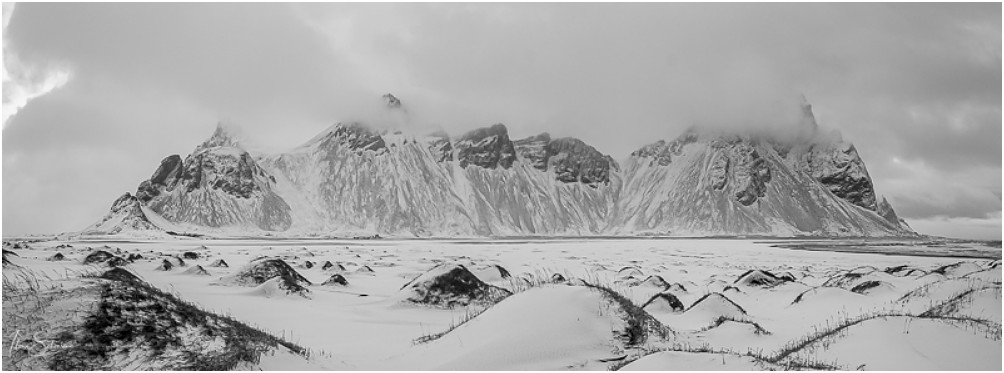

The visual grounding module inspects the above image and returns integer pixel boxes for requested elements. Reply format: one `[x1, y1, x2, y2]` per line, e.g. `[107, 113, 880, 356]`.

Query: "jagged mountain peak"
[199, 121, 245, 150]
[383, 93, 403, 110]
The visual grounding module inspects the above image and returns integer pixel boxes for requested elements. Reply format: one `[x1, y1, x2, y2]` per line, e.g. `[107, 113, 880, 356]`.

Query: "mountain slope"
[85, 96, 914, 237]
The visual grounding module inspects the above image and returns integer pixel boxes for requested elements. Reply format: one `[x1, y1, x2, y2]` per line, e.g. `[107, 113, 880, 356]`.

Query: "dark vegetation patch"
[582, 283, 673, 346]
[98, 268, 143, 284]
[687, 292, 748, 315]
[699, 315, 771, 335]
[849, 280, 884, 294]
[48, 273, 305, 370]
[641, 293, 685, 312]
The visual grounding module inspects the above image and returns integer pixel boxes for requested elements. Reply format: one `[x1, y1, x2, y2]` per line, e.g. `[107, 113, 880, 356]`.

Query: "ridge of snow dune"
[386, 286, 635, 370]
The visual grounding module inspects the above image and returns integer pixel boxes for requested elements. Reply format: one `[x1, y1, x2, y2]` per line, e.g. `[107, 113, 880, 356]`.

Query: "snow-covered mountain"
[85, 95, 914, 237]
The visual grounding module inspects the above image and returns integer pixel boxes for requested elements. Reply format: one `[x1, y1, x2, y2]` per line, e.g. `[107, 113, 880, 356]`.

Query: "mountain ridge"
[83, 96, 914, 238]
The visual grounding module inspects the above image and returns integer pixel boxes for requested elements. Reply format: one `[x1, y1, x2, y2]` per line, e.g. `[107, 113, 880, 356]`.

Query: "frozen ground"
[3, 238, 1001, 370]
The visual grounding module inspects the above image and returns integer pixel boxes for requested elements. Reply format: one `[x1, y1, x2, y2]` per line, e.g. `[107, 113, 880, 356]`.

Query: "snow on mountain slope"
[608, 129, 906, 236]
[82, 193, 160, 234]
[259, 122, 614, 236]
[85, 96, 915, 237]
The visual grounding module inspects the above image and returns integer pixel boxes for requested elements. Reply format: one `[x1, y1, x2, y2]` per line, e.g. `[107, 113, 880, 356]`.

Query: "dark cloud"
[2, 3, 999, 238]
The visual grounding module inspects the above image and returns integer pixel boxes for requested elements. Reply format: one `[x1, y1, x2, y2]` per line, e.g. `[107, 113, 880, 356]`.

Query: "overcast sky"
[2, 3, 1000, 239]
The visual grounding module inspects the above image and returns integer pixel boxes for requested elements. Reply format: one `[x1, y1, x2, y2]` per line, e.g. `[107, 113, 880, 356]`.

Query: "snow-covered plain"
[3, 238, 1000, 370]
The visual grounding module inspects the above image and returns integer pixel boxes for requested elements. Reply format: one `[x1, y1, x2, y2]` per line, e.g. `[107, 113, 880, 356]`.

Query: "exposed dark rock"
[126, 253, 143, 261]
[136, 155, 183, 202]
[321, 274, 349, 286]
[181, 252, 200, 260]
[47, 252, 67, 261]
[455, 124, 516, 169]
[322, 122, 387, 154]
[800, 140, 877, 211]
[727, 144, 771, 206]
[734, 269, 788, 287]
[382, 93, 402, 109]
[398, 264, 512, 308]
[209, 259, 229, 268]
[179, 151, 263, 198]
[156, 259, 174, 271]
[222, 259, 312, 287]
[83, 250, 117, 265]
[321, 261, 344, 271]
[551, 273, 567, 283]
[546, 137, 614, 186]
[106, 256, 130, 267]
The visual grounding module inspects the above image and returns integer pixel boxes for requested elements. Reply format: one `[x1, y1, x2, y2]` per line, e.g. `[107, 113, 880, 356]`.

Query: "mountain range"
[85, 94, 914, 237]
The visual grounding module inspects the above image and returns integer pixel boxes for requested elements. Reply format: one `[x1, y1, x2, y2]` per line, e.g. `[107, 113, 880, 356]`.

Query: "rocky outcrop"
[798, 140, 876, 211]
[427, 131, 453, 162]
[547, 137, 615, 186]
[318, 122, 388, 155]
[514, 133, 615, 186]
[383, 93, 403, 109]
[726, 142, 772, 206]
[396, 263, 511, 308]
[136, 155, 183, 202]
[83, 193, 160, 234]
[877, 196, 909, 227]
[630, 130, 699, 167]
[455, 124, 516, 169]
[514, 133, 552, 170]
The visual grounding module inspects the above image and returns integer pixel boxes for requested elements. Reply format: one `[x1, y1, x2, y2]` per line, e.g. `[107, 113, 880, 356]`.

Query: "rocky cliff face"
[796, 140, 877, 211]
[455, 124, 517, 169]
[86, 96, 913, 237]
[513, 133, 616, 187]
